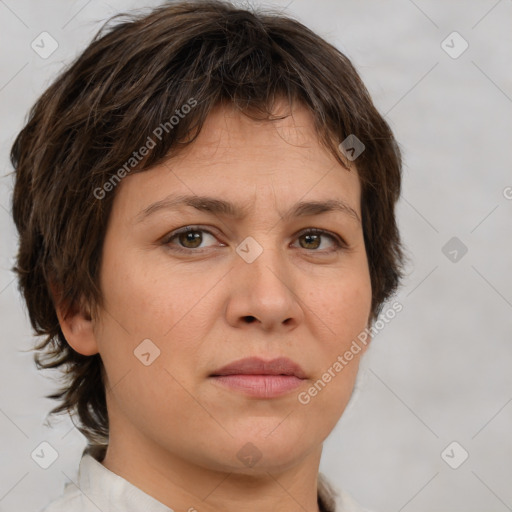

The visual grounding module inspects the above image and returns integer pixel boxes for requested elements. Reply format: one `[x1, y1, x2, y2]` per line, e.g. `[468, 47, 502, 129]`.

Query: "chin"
[214, 432, 317, 475]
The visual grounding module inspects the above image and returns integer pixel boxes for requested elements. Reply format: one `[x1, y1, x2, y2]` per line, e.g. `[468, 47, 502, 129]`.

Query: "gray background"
[1, 1, 511, 511]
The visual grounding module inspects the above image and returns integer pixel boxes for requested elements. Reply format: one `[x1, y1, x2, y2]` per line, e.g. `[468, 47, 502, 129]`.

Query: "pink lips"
[209, 357, 307, 398]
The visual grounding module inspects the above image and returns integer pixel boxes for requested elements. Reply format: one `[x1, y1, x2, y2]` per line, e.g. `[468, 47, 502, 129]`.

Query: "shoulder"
[40, 451, 106, 512]
[336, 489, 374, 512]
[318, 472, 375, 512]
[40, 482, 92, 512]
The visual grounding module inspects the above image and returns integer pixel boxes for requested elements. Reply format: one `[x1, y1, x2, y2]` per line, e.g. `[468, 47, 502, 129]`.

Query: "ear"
[49, 281, 99, 356]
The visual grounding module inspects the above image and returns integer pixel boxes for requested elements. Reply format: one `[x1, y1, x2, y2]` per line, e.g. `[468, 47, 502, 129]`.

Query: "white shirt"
[41, 449, 372, 512]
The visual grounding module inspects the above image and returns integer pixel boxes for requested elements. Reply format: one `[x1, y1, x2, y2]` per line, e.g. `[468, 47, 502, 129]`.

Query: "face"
[92, 100, 372, 475]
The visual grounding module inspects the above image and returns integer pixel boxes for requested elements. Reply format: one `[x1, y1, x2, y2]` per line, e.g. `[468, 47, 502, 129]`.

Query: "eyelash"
[161, 225, 348, 255]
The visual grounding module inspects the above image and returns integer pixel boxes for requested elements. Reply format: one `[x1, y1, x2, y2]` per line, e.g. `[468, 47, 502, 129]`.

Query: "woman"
[10, 1, 405, 510]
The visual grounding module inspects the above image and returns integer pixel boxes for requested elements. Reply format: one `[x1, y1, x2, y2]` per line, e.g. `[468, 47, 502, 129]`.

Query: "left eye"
[293, 228, 342, 251]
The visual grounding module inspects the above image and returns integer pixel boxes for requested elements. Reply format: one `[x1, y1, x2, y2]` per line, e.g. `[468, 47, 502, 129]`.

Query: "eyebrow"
[136, 194, 361, 224]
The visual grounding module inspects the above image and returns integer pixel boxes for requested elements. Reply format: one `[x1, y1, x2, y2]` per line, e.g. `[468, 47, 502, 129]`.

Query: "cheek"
[98, 243, 196, 340]
[297, 277, 370, 431]
[300, 266, 371, 412]
[307, 268, 372, 341]
[95, 249, 221, 387]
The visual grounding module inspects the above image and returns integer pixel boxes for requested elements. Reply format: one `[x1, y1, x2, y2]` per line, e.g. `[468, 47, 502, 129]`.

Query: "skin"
[57, 99, 372, 512]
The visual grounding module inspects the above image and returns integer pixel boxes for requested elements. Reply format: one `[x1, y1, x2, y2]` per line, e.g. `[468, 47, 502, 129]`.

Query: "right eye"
[162, 225, 224, 253]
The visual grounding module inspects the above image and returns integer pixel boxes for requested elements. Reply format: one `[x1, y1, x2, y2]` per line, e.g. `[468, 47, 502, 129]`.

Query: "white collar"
[76, 453, 172, 511]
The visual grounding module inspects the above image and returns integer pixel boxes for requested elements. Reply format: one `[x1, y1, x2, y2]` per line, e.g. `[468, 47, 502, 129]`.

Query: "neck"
[101, 426, 324, 512]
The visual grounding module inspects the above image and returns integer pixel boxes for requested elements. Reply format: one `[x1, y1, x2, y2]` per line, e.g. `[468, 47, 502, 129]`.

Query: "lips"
[210, 357, 307, 379]
[209, 357, 307, 398]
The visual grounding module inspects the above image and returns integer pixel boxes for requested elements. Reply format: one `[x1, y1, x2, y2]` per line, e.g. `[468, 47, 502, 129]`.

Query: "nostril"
[244, 316, 256, 323]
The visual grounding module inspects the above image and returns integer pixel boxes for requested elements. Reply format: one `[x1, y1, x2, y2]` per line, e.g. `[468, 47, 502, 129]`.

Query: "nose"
[224, 236, 304, 332]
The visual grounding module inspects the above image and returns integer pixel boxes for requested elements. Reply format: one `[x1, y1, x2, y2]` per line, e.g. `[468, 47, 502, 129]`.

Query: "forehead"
[112, 100, 361, 221]
[169, 100, 347, 170]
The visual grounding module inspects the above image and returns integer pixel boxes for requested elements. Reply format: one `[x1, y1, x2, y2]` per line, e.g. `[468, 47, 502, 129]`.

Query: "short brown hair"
[10, 0, 405, 448]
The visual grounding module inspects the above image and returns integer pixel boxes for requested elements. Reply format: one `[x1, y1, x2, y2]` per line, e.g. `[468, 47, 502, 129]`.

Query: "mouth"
[209, 357, 307, 398]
